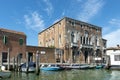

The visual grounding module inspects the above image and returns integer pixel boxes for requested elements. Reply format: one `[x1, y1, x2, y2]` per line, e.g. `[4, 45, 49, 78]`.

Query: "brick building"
[38, 17, 107, 63]
[0, 28, 26, 64]
[0, 28, 61, 65]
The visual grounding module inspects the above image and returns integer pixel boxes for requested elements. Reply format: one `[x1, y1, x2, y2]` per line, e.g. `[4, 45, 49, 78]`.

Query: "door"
[2, 52, 8, 62]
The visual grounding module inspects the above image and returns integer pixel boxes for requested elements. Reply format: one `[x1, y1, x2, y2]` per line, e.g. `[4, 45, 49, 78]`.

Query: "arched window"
[85, 30, 89, 37]
[84, 30, 89, 44]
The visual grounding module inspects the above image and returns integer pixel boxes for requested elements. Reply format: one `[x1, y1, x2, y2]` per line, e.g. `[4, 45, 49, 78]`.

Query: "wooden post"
[13, 57, 15, 71]
[0, 52, 3, 66]
[7, 48, 10, 70]
[36, 50, 40, 75]
[60, 49, 63, 64]
[26, 52, 29, 73]
[16, 56, 18, 71]
[18, 53, 22, 71]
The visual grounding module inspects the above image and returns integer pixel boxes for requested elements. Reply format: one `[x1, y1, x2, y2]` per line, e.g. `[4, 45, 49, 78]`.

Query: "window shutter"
[19, 38, 24, 45]
[3, 35, 7, 44]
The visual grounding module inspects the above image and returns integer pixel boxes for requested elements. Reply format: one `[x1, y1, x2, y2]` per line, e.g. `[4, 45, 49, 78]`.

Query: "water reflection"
[109, 71, 120, 80]
[2, 70, 120, 80]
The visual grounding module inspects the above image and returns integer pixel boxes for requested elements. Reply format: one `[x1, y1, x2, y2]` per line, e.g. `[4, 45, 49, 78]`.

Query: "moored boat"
[79, 64, 89, 69]
[20, 62, 36, 73]
[95, 64, 104, 69]
[40, 64, 64, 71]
[0, 70, 11, 79]
[0, 66, 11, 78]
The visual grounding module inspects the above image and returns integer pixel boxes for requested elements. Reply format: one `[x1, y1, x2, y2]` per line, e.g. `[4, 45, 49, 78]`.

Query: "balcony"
[82, 44, 93, 48]
[70, 43, 78, 47]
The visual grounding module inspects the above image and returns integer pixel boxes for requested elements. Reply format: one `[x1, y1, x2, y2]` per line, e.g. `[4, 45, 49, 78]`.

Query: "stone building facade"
[38, 17, 107, 63]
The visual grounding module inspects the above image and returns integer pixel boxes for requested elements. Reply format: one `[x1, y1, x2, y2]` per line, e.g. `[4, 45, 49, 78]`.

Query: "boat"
[79, 64, 89, 69]
[0, 71, 11, 79]
[20, 62, 36, 73]
[88, 65, 95, 69]
[40, 64, 64, 71]
[61, 64, 80, 69]
[0, 66, 11, 78]
[95, 64, 104, 69]
[62, 64, 90, 70]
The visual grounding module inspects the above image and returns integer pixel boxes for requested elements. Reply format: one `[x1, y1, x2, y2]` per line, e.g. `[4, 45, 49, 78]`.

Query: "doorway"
[28, 52, 33, 62]
[2, 52, 8, 63]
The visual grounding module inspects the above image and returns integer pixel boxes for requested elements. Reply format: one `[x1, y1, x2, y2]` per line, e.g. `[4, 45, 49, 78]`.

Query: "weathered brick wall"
[0, 28, 26, 63]
[26, 46, 56, 63]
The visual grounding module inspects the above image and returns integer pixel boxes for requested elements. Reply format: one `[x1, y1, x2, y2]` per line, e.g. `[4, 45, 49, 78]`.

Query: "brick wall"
[0, 28, 26, 63]
[26, 46, 56, 63]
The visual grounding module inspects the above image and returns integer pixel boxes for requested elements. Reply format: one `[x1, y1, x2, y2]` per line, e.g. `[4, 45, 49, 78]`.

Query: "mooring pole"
[7, 48, 10, 70]
[13, 56, 15, 71]
[0, 52, 3, 67]
[36, 50, 40, 75]
[16, 56, 18, 71]
[26, 52, 29, 73]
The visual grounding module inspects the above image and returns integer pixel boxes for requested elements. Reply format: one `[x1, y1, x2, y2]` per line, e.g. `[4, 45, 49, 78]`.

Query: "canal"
[2, 70, 120, 80]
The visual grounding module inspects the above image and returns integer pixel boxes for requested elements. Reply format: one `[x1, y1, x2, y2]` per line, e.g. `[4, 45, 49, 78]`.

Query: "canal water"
[2, 70, 120, 80]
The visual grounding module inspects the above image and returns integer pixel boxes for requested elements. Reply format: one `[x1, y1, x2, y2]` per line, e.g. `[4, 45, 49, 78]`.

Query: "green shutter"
[19, 38, 24, 45]
[3, 35, 7, 44]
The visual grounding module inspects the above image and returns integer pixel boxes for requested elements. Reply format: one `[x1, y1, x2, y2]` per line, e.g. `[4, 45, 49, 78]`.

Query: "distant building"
[106, 45, 120, 69]
[38, 17, 107, 63]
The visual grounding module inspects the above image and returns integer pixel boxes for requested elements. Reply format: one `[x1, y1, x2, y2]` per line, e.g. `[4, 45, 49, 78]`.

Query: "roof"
[38, 16, 102, 34]
[106, 47, 120, 50]
[0, 28, 26, 36]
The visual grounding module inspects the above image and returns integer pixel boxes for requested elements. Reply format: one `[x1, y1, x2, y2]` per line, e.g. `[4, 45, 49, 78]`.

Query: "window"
[71, 32, 74, 43]
[59, 35, 61, 47]
[19, 38, 24, 45]
[2, 52, 8, 62]
[114, 55, 120, 61]
[3, 35, 7, 44]
[17, 53, 22, 59]
[81, 36, 82, 44]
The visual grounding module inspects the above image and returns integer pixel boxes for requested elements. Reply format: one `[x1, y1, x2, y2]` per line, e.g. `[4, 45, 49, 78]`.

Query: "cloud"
[103, 18, 120, 47]
[109, 19, 120, 27]
[24, 11, 45, 32]
[43, 0, 53, 16]
[103, 29, 120, 47]
[77, 0, 104, 22]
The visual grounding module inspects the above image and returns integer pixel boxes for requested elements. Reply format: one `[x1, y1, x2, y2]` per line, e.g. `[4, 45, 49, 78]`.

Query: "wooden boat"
[40, 64, 64, 71]
[95, 65, 104, 69]
[62, 64, 90, 70]
[88, 65, 95, 69]
[79, 64, 89, 69]
[20, 62, 36, 73]
[0, 71, 11, 79]
[61, 64, 80, 69]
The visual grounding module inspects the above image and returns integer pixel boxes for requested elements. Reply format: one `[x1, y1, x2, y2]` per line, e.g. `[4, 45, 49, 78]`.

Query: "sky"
[0, 0, 120, 47]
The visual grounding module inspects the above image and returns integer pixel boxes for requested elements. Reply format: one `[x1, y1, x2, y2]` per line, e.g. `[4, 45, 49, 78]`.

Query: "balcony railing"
[82, 44, 93, 48]
[70, 43, 78, 47]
